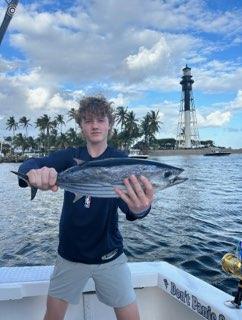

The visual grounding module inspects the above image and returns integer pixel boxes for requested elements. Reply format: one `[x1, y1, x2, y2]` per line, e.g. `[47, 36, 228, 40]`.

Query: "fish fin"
[73, 193, 83, 203]
[31, 187, 38, 200]
[11, 170, 29, 184]
[73, 158, 85, 166]
[11, 171, 38, 200]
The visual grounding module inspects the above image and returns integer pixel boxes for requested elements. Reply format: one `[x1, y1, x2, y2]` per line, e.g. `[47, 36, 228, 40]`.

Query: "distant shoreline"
[149, 147, 242, 156]
[1, 147, 242, 163]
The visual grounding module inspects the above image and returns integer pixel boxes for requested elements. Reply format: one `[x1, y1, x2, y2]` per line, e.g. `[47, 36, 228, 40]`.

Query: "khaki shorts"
[48, 253, 136, 307]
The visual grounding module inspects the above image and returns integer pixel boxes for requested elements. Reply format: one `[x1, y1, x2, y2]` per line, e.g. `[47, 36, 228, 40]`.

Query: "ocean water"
[0, 154, 242, 296]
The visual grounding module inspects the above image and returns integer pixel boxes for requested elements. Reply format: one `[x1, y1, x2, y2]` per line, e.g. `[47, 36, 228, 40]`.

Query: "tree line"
[2, 106, 215, 156]
[2, 107, 163, 155]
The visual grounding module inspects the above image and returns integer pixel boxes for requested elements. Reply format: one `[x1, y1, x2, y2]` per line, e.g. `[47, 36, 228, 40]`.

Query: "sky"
[0, 0, 242, 148]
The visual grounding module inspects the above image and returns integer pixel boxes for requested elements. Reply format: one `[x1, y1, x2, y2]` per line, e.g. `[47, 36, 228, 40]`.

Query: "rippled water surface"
[0, 154, 242, 296]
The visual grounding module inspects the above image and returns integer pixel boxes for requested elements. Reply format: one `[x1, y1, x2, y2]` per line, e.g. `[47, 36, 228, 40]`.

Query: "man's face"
[80, 114, 110, 144]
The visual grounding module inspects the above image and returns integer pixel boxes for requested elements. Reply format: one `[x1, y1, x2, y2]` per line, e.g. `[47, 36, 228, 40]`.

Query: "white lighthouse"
[176, 65, 200, 149]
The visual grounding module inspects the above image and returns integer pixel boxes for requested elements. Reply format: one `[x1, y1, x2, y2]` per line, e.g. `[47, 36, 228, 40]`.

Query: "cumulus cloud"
[110, 93, 129, 108]
[6, 1, 240, 88]
[193, 62, 242, 92]
[27, 87, 50, 109]
[0, 0, 242, 146]
[195, 8, 242, 35]
[125, 38, 170, 71]
[82, 0, 242, 35]
[0, 67, 80, 122]
[197, 111, 231, 127]
[0, 56, 21, 73]
[48, 92, 75, 110]
[230, 90, 242, 110]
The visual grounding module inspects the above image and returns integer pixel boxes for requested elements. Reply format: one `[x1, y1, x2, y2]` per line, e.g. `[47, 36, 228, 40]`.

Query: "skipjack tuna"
[12, 157, 187, 202]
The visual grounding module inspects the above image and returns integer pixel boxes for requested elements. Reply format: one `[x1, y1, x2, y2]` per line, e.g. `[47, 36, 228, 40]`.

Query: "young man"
[18, 96, 154, 320]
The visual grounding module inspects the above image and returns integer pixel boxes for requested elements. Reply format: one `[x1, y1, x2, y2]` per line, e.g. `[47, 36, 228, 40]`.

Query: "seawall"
[149, 148, 242, 156]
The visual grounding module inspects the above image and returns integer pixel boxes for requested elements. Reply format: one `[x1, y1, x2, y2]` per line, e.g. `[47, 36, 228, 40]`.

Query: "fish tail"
[31, 187, 38, 200]
[11, 170, 38, 200]
[11, 170, 29, 183]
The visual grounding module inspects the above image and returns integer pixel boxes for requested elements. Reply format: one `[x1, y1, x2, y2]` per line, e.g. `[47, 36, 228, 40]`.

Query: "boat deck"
[0, 261, 240, 320]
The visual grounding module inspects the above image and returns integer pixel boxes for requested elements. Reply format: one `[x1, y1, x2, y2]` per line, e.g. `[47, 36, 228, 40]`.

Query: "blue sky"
[0, 0, 242, 148]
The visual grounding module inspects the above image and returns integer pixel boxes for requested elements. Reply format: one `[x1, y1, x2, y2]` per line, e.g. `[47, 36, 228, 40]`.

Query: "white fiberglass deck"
[0, 261, 240, 320]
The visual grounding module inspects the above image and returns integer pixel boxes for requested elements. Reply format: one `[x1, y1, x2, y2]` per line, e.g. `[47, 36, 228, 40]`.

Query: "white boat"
[203, 148, 231, 156]
[128, 149, 149, 159]
[0, 261, 240, 320]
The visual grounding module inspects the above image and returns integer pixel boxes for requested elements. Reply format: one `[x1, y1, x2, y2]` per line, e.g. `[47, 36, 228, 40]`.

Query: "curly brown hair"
[75, 95, 115, 129]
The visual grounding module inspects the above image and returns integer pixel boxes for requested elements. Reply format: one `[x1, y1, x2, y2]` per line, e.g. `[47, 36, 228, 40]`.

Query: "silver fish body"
[57, 157, 187, 201]
[12, 157, 187, 201]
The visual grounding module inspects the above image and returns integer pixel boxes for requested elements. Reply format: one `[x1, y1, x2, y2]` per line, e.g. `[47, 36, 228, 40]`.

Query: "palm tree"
[1, 141, 11, 156]
[148, 110, 161, 136]
[56, 133, 68, 149]
[6, 116, 18, 136]
[6, 116, 18, 154]
[66, 128, 78, 146]
[122, 110, 140, 150]
[109, 128, 121, 148]
[50, 120, 58, 137]
[115, 106, 128, 130]
[140, 110, 162, 149]
[67, 128, 85, 147]
[35, 114, 53, 153]
[3, 136, 12, 155]
[67, 108, 77, 130]
[36, 132, 46, 154]
[13, 133, 28, 154]
[19, 116, 32, 137]
[125, 111, 139, 132]
[36, 117, 45, 133]
[49, 125, 58, 148]
[41, 114, 52, 136]
[140, 114, 150, 147]
[26, 136, 37, 152]
[67, 108, 76, 121]
[55, 114, 65, 134]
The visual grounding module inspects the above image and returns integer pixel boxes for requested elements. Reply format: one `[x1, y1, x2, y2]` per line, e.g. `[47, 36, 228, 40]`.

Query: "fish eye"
[164, 171, 172, 178]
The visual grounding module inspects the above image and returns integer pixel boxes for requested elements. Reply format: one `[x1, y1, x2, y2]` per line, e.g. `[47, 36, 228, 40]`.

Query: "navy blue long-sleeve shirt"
[18, 146, 150, 264]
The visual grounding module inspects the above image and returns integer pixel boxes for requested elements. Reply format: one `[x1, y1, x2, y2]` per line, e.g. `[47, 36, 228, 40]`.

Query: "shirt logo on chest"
[84, 195, 91, 208]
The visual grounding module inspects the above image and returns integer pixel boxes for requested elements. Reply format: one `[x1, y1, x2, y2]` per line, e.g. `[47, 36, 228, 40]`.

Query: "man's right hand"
[27, 167, 58, 192]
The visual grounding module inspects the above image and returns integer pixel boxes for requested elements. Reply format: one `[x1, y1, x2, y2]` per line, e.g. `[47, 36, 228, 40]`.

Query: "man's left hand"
[114, 175, 154, 214]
